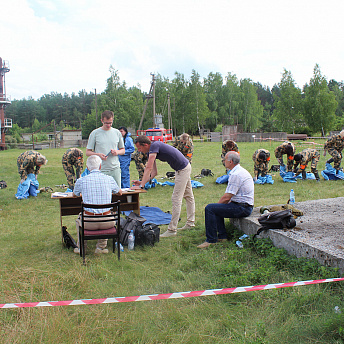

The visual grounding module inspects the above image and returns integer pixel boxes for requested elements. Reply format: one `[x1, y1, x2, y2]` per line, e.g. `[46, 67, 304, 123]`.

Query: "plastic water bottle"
[128, 230, 135, 251]
[239, 234, 249, 241]
[289, 189, 295, 204]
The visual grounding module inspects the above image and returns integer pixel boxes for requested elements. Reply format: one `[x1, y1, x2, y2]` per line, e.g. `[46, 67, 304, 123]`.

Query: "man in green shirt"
[86, 110, 125, 186]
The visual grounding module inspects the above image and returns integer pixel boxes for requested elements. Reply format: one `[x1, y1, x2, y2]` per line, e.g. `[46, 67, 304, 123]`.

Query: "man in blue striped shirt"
[73, 155, 122, 254]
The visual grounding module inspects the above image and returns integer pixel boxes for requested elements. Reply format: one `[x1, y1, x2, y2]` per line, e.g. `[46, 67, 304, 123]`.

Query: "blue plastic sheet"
[15, 173, 40, 199]
[321, 163, 344, 180]
[254, 175, 274, 184]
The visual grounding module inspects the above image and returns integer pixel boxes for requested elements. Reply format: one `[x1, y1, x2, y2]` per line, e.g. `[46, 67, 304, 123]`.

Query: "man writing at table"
[73, 155, 122, 254]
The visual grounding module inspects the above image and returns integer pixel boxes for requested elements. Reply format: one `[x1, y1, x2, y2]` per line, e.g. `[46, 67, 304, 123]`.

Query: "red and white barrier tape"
[1, 277, 343, 309]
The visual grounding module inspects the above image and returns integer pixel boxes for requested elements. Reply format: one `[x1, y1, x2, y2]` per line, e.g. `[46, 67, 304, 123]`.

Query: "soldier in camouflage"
[293, 148, 320, 181]
[17, 150, 47, 183]
[252, 149, 270, 181]
[323, 130, 344, 173]
[274, 141, 295, 172]
[132, 151, 148, 180]
[62, 148, 84, 190]
[172, 133, 193, 163]
[221, 140, 239, 168]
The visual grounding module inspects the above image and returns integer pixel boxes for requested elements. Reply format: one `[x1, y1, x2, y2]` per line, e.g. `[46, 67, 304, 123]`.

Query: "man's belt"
[231, 201, 253, 208]
[84, 210, 111, 216]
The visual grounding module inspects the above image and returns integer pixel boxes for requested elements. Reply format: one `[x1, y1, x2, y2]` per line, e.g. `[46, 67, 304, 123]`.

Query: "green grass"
[1, 140, 344, 343]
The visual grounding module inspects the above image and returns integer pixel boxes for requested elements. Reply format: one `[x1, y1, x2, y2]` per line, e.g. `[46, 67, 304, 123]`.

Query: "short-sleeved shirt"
[73, 170, 120, 213]
[149, 141, 189, 171]
[225, 164, 254, 206]
[87, 127, 124, 172]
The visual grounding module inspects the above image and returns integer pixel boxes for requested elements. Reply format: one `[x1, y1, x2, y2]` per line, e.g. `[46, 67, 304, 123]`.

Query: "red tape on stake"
[1, 277, 343, 309]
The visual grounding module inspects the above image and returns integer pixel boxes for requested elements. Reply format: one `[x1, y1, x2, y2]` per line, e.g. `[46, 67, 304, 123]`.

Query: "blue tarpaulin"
[321, 163, 344, 180]
[15, 173, 40, 199]
[122, 206, 172, 225]
[254, 175, 274, 184]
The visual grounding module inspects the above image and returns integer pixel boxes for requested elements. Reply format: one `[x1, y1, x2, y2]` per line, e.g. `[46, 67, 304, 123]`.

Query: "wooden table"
[52, 189, 147, 241]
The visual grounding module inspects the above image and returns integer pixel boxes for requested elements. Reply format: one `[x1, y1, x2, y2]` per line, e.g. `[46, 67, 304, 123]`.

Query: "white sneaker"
[177, 224, 195, 230]
[95, 248, 109, 254]
[74, 247, 80, 254]
[160, 230, 177, 238]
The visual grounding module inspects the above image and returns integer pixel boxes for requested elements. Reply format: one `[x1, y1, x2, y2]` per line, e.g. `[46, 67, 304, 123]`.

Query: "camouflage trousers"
[327, 148, 342, 170]
[309, 154, 320, 173]
[253, 161, 269, 176]
[62, 161, 77, 189]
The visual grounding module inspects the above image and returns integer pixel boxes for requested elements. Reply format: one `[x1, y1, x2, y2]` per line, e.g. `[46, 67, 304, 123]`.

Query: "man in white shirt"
[86, 110, 125, 187]
[197, 152, 254, 248]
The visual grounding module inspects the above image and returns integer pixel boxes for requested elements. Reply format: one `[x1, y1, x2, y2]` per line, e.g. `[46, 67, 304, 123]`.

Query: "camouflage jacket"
[62, 148, 84, 170]
[293, 148, 320, 171]
[252, 149, 270, 163]
[17, 150, 45, 179]
[221, 140, 239, 165]
[172, 137, 193, 163]
[324, 134, 344, 152]
[274, 141, 295, 158]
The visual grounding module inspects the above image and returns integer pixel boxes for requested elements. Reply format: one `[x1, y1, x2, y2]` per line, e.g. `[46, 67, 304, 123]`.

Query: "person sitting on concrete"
[293, 148, 320, 181]
[62, 148, 84, 191]
[252, 149, 270, 181]
[17, 150, 47, 183]
[197, 152, 254, 248]
[274, 141, 295, 172]
[73, 155, 122, 255]
[323, 130, 344, 174]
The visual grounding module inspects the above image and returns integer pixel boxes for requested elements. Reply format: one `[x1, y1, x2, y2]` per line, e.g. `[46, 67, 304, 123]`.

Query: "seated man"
[198, 152, 254, 248]
[73, 155, 122, 254]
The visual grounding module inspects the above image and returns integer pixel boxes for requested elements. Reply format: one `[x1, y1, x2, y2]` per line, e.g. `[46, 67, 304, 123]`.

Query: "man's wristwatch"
[140, 185, 144, 189]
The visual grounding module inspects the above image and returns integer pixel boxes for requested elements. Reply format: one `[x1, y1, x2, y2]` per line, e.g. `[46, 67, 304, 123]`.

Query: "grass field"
[1, 140, 344, 343]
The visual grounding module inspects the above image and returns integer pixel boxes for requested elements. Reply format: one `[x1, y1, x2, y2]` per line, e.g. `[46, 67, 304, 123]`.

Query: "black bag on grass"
[254, 209, 296, 238]
[120, 212, 146, 245]
[135, 223, 160, 246]
[201, 169, 214, 176]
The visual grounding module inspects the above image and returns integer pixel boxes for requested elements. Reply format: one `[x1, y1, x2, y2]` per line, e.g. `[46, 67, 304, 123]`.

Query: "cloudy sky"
[1, 0, 344, 100]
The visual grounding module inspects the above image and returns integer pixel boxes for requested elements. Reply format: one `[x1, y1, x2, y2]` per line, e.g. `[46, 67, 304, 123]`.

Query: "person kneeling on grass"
[197, 151, 254, 249]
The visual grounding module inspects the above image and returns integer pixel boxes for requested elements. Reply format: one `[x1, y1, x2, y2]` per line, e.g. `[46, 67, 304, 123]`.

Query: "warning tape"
[1, 277, 343, 309]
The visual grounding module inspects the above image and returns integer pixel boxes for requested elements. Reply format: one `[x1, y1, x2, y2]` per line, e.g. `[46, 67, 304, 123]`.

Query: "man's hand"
[131, 185, 141, 190]
[20, 179, 25, 184]
[99, 153, 108, 160]
[132, 180, 141, 186]
[323, 150, 327, 157]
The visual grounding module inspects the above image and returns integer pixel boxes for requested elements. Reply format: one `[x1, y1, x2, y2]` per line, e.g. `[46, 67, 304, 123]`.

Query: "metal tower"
[0, 57, 12, 150]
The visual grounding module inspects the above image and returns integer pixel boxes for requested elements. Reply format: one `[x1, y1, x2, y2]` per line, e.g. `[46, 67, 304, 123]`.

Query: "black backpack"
[201, 169, 214, 176]
[135, 223, 160, 246]
[120, 212, 146, 245]
[254, 209, 296, 238]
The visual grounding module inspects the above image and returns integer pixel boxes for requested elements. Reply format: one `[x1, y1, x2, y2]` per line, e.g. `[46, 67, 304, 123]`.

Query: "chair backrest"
[81, 201, 120, 230]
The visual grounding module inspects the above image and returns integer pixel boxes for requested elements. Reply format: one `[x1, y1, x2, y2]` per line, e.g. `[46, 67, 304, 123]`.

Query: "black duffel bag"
[120, 212, 146, 245]
[135, 223, 160, 246]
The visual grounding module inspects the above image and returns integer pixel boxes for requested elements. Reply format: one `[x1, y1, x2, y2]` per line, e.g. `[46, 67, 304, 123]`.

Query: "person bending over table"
[132, 135, 195, 237]
[73, 155, 122, 255]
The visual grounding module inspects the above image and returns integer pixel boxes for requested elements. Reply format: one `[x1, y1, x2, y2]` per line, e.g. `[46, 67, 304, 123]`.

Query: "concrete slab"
[232, 197, 344, 274]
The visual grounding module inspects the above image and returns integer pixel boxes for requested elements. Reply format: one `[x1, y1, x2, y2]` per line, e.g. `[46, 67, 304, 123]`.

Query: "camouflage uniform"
[132, 151, 148, 180]
[324, 134, 344, 170]
[221, 140, 239, 167]
[293, 148, 320, 180]
[17, 150, 47, 180]
[274, 141, 295, 172]
[252, 149, 270, 177]
[62, 148, 84, 190]
[172, 136, 193, 163]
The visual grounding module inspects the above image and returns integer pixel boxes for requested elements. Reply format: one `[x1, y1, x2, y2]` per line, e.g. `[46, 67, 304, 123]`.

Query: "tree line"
[6, 64, 344, 141]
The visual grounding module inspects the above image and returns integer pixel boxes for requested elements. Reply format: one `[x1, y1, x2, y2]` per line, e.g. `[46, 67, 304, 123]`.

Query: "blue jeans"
[204, 202, 253, 243]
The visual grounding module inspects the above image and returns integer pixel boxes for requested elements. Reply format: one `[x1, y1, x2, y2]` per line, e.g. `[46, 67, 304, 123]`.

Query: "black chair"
[79, 201, 121, 264]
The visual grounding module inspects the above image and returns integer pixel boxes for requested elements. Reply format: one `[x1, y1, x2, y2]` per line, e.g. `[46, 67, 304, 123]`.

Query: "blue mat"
[122, 206, 172, 225]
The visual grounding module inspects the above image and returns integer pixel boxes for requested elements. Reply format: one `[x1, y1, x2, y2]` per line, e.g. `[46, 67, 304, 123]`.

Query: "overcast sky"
[1, 0, 344, 101]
